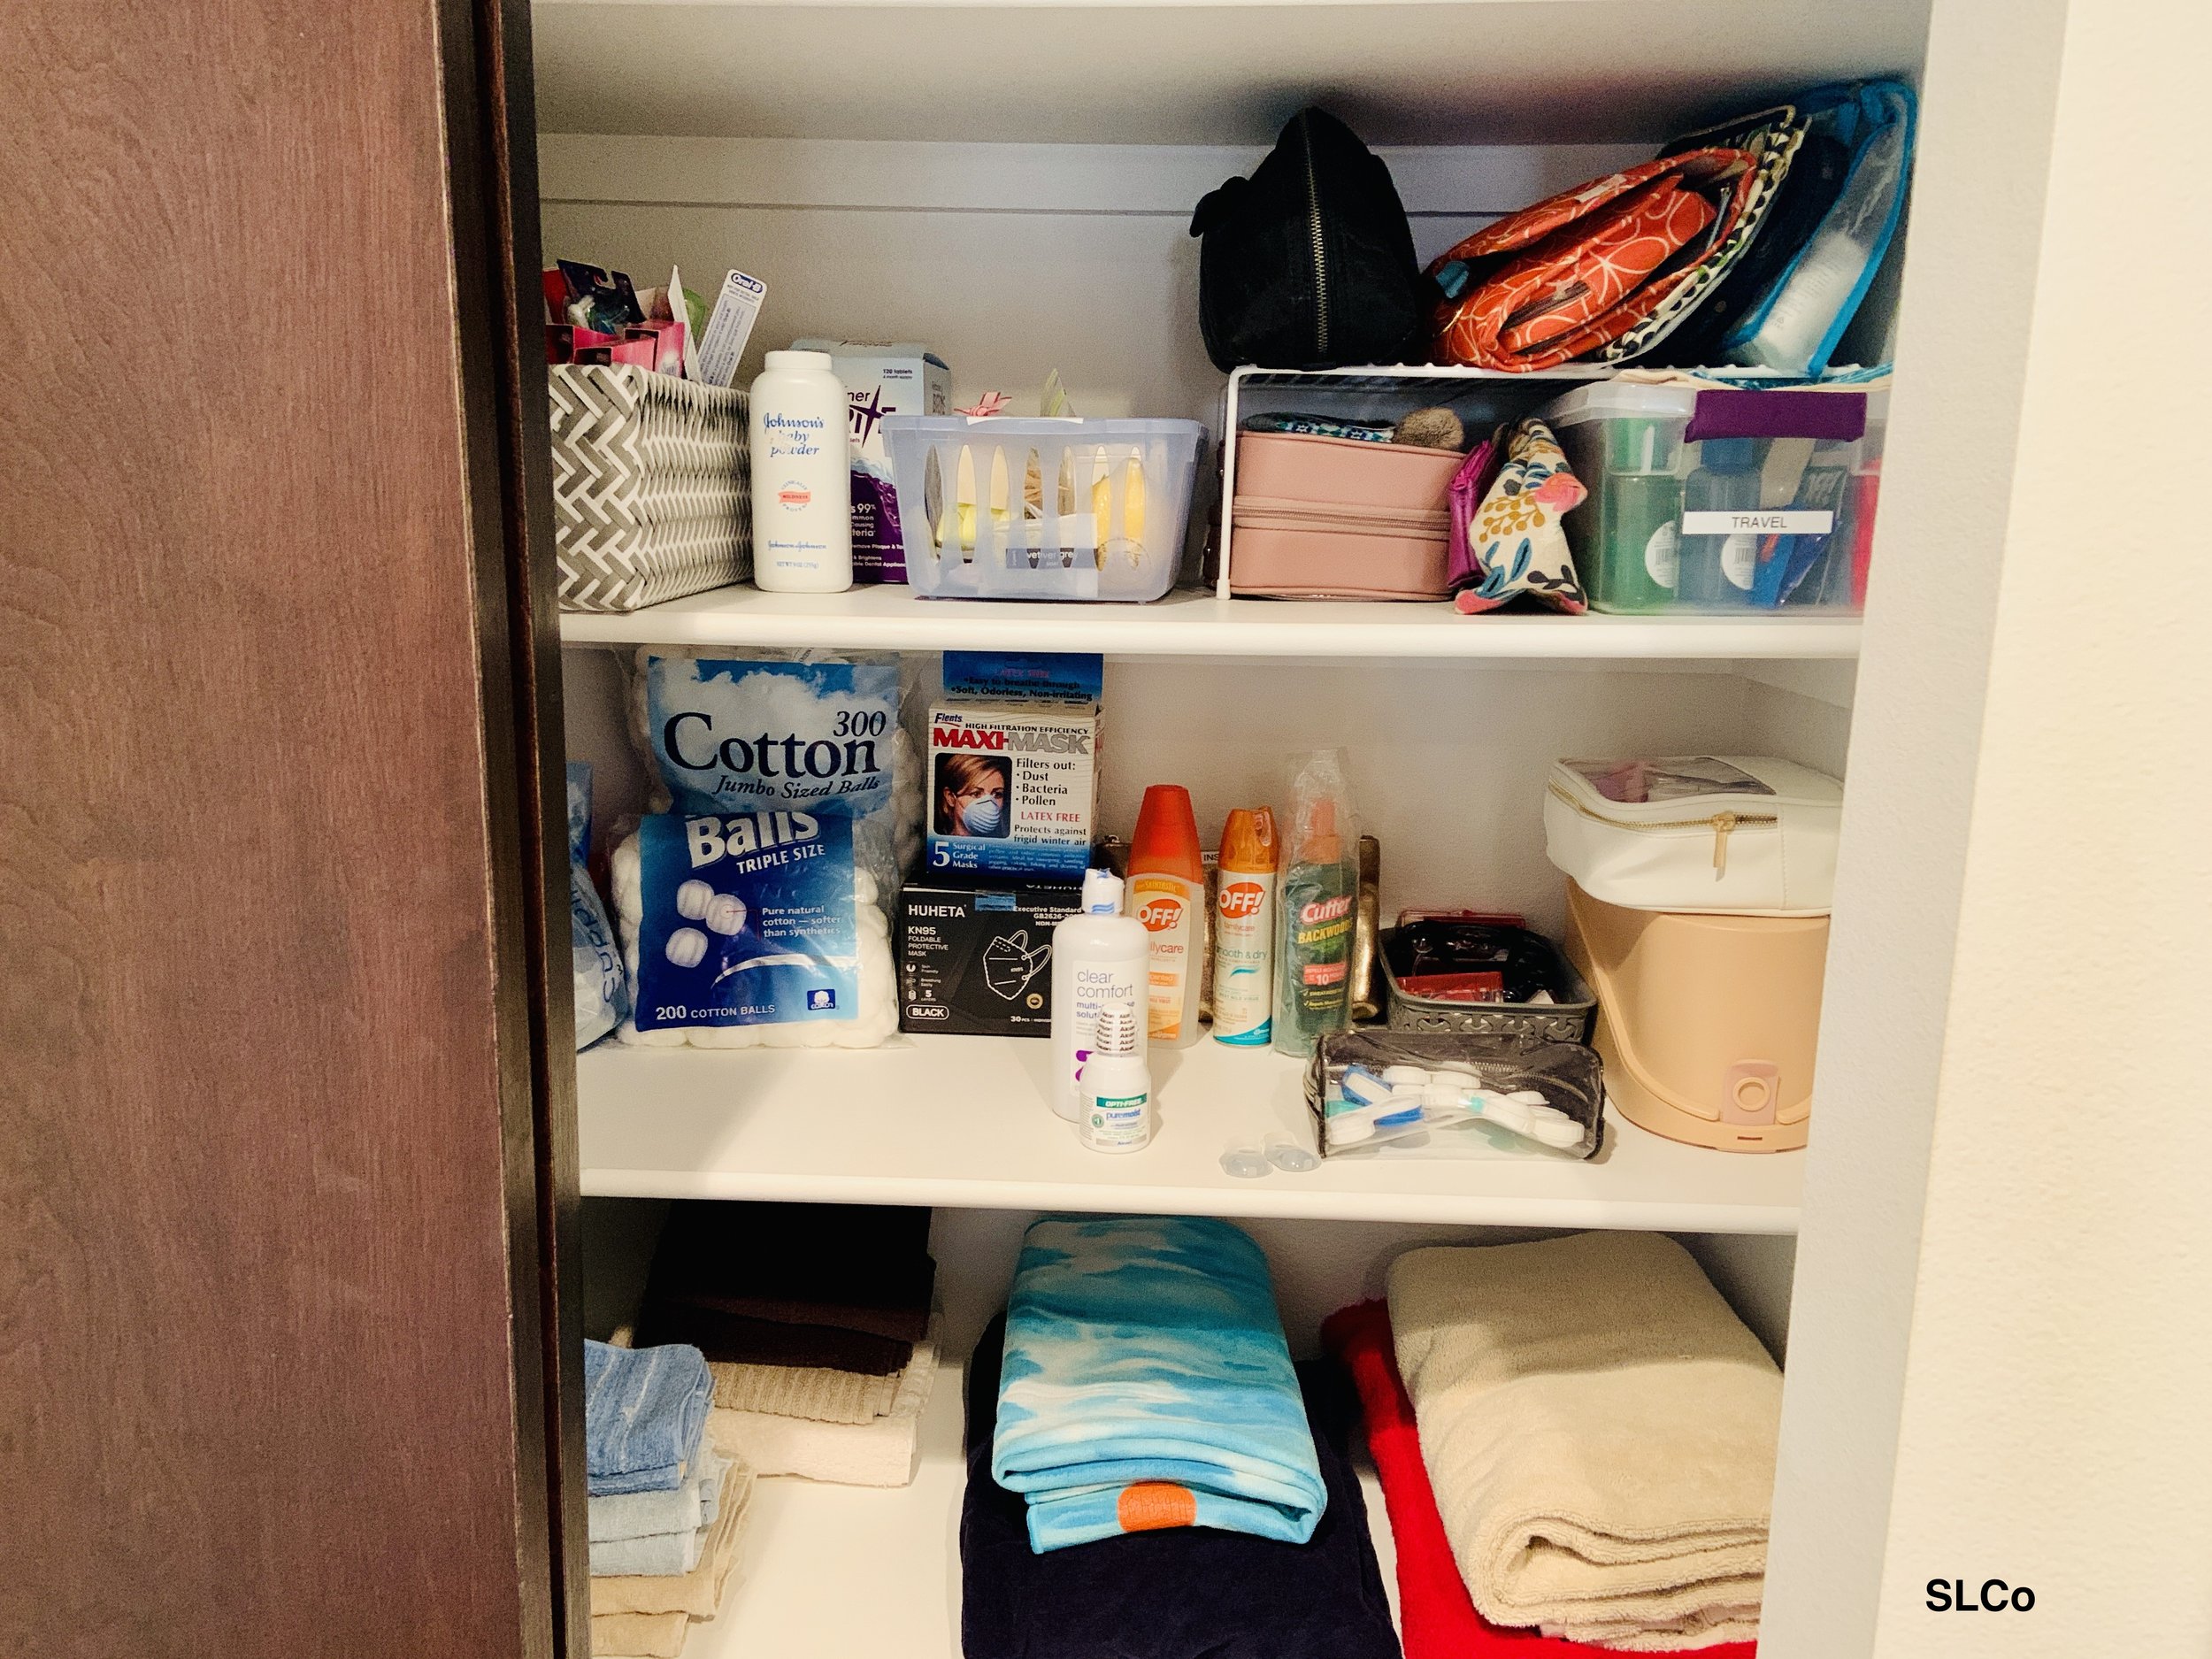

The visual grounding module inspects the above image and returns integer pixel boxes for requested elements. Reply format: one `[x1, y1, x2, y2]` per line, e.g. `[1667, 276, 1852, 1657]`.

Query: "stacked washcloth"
[584, 1339, 757, 1658]
[589, 1425, 758, 1657]
[1388, 1234, 1782, 1652]
[1324, 1299, 1755, 1659]
[585, 1340, 713, 1494]
[631, 1200, 940, 1486]
[588, 1443, 728, 1576]
[991, 1215, 1327, 1553]
[963, 1314, 1401, 1659]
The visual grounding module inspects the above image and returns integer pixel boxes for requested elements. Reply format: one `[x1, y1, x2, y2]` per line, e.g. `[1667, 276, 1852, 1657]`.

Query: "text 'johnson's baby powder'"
[749, 349, 852, 592]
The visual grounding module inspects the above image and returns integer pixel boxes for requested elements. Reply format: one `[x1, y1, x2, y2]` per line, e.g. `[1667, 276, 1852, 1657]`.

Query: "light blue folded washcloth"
[589, 1517, 706, 1578]
[991, 1214, 1326, 1554]
[583, 1339, 712, 1496]
[588, 1445, 726, 1546]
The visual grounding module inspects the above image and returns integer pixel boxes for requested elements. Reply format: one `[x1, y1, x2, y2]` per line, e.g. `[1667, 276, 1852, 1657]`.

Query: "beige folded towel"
[706, 1311, 938, 1487]
[707, 1352, 904, 1424]
[609, 1322, 910, 1425]
[589, 1450, 756, 1620]
[588, 1608, 691, 1657]
[1389, 1233, 1782, 1652]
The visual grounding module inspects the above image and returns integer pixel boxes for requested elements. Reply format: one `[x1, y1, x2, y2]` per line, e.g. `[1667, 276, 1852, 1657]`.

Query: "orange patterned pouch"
[1428, 150, 1759, 372]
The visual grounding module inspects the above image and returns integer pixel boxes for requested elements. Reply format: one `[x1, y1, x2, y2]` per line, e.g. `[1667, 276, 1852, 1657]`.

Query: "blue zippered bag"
[1723, 81, 1917, 376]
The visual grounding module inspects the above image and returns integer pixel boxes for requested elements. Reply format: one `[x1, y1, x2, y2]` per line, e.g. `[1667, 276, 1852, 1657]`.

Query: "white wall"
[1764, 0, 2212, 1653]
[565, 642, 1755, 934]
[1865, 0, 2212, 1649]
[537, 136, 1642, 421]
[1756, 0, 2077, 1648]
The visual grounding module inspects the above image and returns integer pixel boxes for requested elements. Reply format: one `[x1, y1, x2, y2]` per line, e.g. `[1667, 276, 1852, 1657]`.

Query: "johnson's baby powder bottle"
[749, 350, 853, 592]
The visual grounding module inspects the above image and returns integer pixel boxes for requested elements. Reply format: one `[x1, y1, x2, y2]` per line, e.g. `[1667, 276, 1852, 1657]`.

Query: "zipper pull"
[1712, 811, 1739, 878]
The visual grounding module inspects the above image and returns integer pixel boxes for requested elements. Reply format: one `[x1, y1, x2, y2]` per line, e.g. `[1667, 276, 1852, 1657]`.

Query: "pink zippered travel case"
[1230, 431, 1463, 600]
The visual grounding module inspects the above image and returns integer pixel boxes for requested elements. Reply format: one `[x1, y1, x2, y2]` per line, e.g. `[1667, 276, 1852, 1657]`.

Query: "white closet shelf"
[576, 1035, 1803, 1233]
[532, 0, 1930, 148]
[685, 1356, 1401, 1658]
[560, 587, 1861, 660]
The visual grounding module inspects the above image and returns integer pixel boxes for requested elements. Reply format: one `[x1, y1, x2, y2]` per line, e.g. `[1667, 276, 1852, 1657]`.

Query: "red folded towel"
[1321, 1301, 1757, 1658]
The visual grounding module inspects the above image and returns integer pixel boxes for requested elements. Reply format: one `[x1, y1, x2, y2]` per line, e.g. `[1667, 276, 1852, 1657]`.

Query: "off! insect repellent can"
[1210, 807, 1279, 1046]
[1128, 784, 1206, 1047]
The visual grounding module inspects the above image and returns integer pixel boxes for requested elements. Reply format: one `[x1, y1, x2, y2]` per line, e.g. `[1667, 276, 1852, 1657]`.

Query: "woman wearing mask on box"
[935, 752, 1010, 839]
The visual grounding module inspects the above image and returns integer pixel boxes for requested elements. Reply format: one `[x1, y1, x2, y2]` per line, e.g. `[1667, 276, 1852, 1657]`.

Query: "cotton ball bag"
[567, 763, 627, 1049]
[611, 814, 897, 1050]
[629, 647, 923, 895]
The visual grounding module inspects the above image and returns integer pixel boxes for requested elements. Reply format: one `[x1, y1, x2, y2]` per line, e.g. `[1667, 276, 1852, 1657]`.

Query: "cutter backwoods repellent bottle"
[1129, 784, 1205, 1048]
[1273, 751, 1358, 1058]
[1211, 807, 1279, 1046]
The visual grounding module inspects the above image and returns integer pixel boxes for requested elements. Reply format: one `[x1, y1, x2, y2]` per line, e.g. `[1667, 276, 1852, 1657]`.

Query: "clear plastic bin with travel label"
[1541, 381, 1887, 615]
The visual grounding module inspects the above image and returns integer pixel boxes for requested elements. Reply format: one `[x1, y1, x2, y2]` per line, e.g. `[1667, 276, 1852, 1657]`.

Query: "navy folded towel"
[961, 1315, 1402, 1659]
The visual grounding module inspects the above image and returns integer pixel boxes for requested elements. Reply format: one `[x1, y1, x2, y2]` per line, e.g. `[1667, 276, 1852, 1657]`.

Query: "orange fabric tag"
[1116, 1482, 1198, 1532]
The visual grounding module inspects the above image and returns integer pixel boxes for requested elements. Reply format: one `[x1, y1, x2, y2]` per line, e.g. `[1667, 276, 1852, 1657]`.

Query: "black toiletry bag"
[1190, 108, 1428, 372]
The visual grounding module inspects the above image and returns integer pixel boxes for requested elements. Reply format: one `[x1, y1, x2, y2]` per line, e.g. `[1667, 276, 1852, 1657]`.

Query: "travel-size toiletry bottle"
[1678, 437, 1762, 609]
[1078, 1003, 1153, 1154]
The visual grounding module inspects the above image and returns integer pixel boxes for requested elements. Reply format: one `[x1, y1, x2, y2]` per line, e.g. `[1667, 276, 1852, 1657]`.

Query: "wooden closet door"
[0, 2, 583, 1655]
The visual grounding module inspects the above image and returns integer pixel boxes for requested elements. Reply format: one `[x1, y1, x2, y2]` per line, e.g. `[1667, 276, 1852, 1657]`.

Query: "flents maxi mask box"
[925, 651, 1102, 880]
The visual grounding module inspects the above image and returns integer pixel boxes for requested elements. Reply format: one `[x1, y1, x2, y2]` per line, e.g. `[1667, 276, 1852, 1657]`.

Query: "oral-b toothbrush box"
[926, 652, 1102, 879]
[897, 881, 1083, 1036]
[792, 339, 951, 583]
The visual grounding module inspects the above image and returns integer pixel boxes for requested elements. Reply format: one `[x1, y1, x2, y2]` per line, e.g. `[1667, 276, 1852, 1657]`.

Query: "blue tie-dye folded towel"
[991, 1215, 1326, 1554]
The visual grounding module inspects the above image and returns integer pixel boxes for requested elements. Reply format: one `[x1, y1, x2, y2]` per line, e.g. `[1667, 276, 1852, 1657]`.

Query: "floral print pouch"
[1451, 418, 1589, 614]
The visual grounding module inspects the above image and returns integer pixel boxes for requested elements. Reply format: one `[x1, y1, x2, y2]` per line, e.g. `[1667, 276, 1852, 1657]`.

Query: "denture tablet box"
[897, 881, 1083, 1036]
[791, 339, 951, 583]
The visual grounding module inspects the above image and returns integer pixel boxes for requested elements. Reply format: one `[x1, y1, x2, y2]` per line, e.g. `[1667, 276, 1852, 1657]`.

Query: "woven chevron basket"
[549, 365, 750, 612]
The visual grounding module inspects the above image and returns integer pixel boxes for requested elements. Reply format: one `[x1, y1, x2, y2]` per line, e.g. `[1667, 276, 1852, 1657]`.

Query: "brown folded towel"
[641, 1201, 935, 1346]
[634, 1301, 912, 1376]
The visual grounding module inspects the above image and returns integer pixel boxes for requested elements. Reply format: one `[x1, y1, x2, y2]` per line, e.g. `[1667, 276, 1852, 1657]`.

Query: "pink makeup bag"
[1229, 431, 1463, 600]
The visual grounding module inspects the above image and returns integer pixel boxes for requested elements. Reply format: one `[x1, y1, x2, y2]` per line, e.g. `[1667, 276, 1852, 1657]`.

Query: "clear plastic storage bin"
[1542, 382, 1887, 615]
[1303, 1031, 1604, 1162]
[880, 416, 1205, 601]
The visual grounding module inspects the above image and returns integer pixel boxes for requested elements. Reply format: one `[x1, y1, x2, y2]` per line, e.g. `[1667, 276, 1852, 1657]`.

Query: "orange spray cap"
[1297, 799, 1344, 864]
[1131, 784, 1204, 882]
[1217, 807, 1279, 874]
